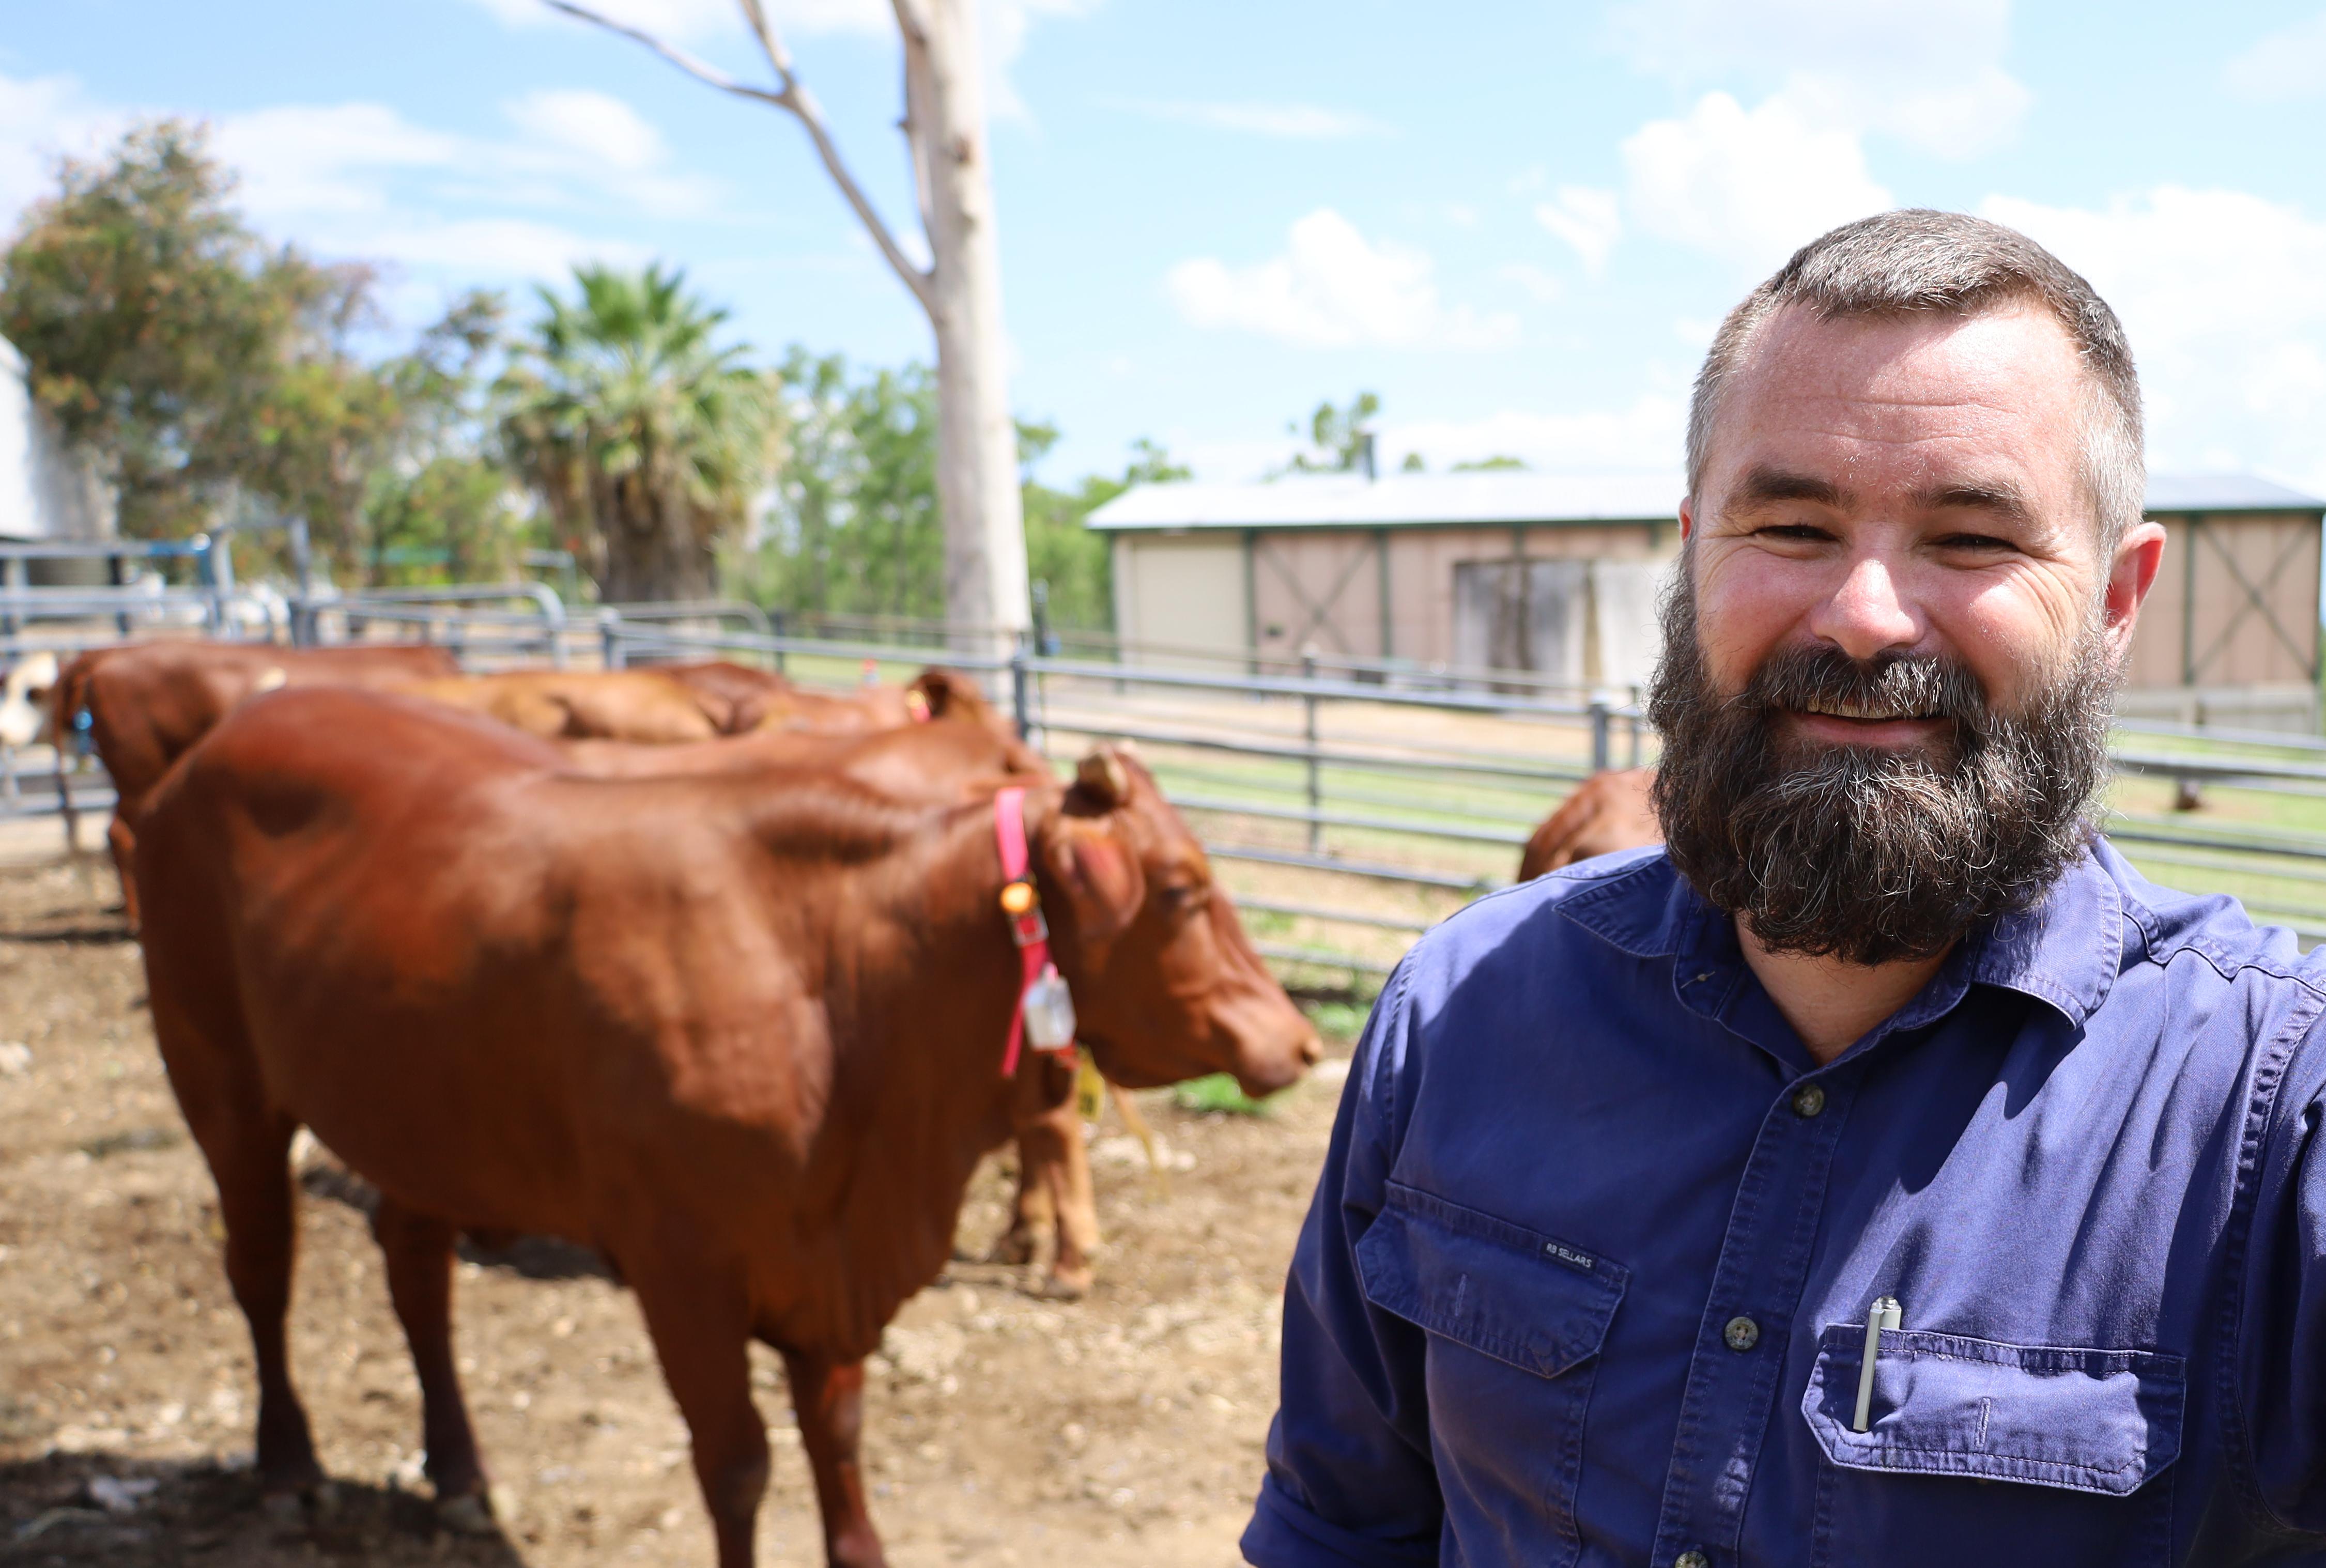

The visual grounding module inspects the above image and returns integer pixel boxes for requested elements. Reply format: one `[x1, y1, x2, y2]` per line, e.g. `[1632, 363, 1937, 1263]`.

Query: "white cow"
[0, 649, 59, 748]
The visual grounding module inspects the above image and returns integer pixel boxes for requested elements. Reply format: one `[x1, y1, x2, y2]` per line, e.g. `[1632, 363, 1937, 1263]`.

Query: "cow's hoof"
[985, 1232, 1036, 1267]
[437, 1491, 498, 1536]
[260, 1479, 334, 1526]
[1027, 1266, 1091, 1301]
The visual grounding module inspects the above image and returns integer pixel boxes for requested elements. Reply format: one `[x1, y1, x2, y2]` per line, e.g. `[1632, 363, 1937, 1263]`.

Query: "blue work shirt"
[1244, 840, 2326, 1568]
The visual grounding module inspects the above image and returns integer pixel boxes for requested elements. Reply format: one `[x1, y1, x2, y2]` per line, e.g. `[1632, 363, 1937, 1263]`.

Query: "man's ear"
[2103, 519, 2168, 660]
[1044, 816, 1145, 940]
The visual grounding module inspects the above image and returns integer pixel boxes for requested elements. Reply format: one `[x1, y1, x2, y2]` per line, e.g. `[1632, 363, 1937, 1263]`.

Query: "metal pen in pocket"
[1852, 1295, 1901, 1433]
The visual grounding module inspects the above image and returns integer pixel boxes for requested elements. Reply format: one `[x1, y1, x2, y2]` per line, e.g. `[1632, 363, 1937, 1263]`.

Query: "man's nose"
[1807, 553, 1924, 662]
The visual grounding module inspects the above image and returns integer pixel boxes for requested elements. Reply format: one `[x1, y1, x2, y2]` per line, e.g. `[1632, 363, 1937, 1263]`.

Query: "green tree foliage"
[742, 349, 1179, 633]
[1452, 454, 1528, 472]
[1278, 391, 1381, 475]
[1, 120, 332, 538]
[0, 120, 524, 584]
[742, 348, 942, 622]
[499, 263, 779, 603]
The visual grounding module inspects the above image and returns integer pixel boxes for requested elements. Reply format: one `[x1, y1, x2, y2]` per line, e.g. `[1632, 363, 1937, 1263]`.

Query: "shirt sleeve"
[1241, 964, 1442, 1567]
[2241, 1017, 2326, 1537]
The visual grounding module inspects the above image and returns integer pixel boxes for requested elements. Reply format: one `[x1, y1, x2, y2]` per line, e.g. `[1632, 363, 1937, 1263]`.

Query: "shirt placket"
[1645, 949, 1975, 1568]
[1644, 1052, 1854, 1568]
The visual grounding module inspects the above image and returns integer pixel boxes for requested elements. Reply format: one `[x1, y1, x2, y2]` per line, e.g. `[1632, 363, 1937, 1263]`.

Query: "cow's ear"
[1045, 816, 1145, 939]
[1071, 749, 1133, 811]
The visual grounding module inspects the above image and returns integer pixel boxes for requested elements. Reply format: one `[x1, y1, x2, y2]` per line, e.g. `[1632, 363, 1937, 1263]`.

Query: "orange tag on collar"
[999, 880, 1037, 915]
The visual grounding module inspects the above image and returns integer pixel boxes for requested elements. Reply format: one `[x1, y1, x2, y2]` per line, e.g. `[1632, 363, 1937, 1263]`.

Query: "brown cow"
[1516, 766, 1662, 881]
[52, 640, 461, 925]
[560, 706, 1201, 1297]
[132, 688, 1316, 1567]
[392, 666, 745, 742]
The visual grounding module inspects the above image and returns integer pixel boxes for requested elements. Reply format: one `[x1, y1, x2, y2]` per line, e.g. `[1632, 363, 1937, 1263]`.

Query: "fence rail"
[16, 585, 2326, 974]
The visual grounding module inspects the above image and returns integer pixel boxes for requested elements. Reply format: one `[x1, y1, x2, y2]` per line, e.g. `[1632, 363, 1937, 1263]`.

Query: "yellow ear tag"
[905, 688, 932, 722]
[999, 880, 1037, 916]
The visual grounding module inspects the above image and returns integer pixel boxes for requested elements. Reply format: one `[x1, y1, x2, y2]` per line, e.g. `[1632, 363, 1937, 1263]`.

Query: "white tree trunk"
[551, 0, 1035, 647]
[905, 0, 1030, 648]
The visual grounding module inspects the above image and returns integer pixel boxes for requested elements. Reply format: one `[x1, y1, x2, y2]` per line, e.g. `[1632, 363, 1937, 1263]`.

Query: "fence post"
[0, 554, 21, 638]
[1589, 698, 1612, 773]
[1302, 648, 1322, 852]
[598, 609, 625, 670]
[287, 518, 315, 646]
[1010, 630, 1033, 742]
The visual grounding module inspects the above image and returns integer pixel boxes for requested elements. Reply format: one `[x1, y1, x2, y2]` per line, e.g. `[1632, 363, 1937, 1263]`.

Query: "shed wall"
[2124, 510, 2320, 691]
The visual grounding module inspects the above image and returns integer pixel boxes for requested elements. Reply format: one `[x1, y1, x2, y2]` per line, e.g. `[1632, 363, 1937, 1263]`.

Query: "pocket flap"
[1801, 1324, 2185, 1496]
[1354, 1181, 1627, 1379]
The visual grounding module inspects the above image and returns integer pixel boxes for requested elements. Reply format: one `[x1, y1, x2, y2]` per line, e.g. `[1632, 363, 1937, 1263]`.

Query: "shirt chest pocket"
[1355, 1181, 1627, 1568]
[1800, 1324, 2185, 1568]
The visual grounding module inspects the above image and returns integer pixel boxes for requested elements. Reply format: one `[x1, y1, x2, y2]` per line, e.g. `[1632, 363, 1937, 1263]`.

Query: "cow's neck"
[761, 791, 1050, 1355]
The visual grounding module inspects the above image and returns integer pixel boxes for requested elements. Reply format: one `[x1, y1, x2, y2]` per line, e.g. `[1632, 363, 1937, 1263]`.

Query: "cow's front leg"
[782, 1350, 884, 1568]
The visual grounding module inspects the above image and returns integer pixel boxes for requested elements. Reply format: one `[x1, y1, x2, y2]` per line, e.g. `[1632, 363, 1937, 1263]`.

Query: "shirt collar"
[1557, 836, 2124, 1031]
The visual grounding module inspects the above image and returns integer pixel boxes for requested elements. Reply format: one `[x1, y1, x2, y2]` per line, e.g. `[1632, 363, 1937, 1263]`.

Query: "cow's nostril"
[1299, 1032, 1323, 1067]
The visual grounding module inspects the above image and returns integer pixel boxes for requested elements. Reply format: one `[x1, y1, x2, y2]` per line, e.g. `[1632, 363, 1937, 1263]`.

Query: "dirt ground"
[0, 856, 1352, 1567]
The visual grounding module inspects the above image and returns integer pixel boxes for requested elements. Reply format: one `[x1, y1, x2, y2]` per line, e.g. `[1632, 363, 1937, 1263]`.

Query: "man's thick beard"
[1646, 572, 2116, 966]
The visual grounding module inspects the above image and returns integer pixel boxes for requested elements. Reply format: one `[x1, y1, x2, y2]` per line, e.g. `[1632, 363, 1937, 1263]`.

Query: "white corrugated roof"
[1088, 469, 2326, 532]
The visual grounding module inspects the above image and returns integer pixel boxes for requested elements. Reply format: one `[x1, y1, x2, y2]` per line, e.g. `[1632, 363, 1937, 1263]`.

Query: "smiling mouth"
[1793, 697, 1945, 722]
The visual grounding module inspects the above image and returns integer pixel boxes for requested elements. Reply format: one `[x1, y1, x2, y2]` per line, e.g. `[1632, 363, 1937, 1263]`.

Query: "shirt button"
[1723, 1315, 1760, 1352]
[1791, 1083, 1826, 1119]
[1676, 1552, 1712, 1568]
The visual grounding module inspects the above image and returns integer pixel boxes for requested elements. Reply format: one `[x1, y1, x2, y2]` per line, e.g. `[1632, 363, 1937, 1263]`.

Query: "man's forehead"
[1731, 303, 2081, 415]
[1708, 303, 2088, 495]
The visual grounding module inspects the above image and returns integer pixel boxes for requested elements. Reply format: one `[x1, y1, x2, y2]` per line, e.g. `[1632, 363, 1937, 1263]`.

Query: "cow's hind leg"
[107, 810, 140, 929]
[635, 1272, 768, 1568]
[198, 1110, 324, 1505]
[782, 1350, 884, 1568]
[369, 1195, 491, 1529]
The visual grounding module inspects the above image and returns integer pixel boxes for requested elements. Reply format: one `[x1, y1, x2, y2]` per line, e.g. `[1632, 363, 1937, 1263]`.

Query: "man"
[1243, 210, 2326, 1568]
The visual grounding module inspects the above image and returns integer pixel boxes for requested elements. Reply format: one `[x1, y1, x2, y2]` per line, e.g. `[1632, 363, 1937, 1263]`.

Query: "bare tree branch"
[733, 0, 937, 314]
[543, 0, 936, 315]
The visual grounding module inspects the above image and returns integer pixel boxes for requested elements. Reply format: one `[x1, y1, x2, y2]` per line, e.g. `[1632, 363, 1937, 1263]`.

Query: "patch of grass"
[1172, 1073, 1281, 1117]
[1303, 999, 1372, 1044]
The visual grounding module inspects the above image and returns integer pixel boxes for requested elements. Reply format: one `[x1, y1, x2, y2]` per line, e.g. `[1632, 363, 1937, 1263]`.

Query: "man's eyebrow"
[1729, 467, 1849, 509]
[1912, 479, 2036, 523]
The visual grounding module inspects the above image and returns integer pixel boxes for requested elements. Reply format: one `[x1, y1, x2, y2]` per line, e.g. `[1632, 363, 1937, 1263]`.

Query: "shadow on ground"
[1, 1452, 528, 1566]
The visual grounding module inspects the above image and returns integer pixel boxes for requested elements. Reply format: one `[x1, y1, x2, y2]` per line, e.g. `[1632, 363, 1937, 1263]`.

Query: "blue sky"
[6, 1, 2326, 491]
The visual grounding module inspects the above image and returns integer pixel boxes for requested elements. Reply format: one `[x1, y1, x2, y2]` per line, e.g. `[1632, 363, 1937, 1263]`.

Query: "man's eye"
[1758, 523, 1830, 543]
[1935, 534, 2015, 554]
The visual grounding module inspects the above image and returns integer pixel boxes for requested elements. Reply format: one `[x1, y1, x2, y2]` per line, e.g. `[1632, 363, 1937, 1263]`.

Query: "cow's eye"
[1159, 882, 1210, 917]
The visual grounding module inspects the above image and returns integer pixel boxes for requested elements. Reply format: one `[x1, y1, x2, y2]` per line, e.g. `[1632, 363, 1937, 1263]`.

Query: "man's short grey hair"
[1686, 210, 2145, 547]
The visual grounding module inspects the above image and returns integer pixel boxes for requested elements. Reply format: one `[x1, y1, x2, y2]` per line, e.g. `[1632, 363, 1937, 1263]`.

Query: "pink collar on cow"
[993, 786, 1073, 1077]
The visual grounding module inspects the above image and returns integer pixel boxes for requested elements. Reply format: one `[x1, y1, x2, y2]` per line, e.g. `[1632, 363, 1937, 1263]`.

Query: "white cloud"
[1499, 262, 1564, 303]
[1384, 396, 1686, 474]
[2223, 10, 2326, 102]
[0, 72, 134, 231]
[1534, 185, 1621, 275]
[1607, 0, 2028, 159]
[207, 89, 718, 268]
[1107, 98, 1391, 139]
[1166, 208, 1519, 350]
[982, 0, 1101, 122]
[504, 88, 666, 172]
[363, 215, 651, 278]
[1982, 186, 2326, 492]
[1622, 91, 1891, 270]
[214, 104, 462, 221]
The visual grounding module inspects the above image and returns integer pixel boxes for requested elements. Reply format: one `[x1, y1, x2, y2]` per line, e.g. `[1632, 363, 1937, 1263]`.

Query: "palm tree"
[499, 263, 778, 603]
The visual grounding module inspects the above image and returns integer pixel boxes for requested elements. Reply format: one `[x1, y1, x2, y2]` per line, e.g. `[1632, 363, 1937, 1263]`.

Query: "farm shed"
[1092, 470, 2326, 718]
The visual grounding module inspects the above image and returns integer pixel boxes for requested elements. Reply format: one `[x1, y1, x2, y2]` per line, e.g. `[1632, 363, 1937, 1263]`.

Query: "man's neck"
[1736, 921, 1951, 1065]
